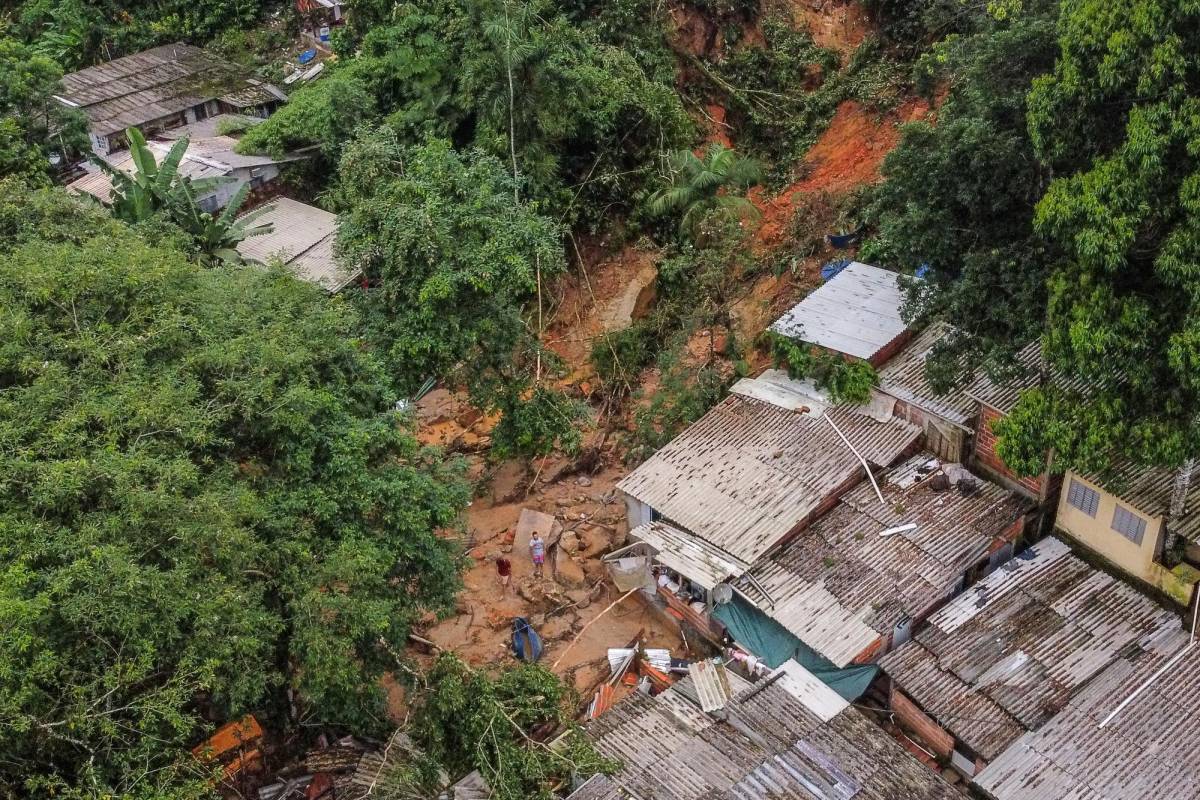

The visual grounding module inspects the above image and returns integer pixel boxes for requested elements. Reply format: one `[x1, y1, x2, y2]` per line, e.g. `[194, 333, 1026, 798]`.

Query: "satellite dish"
[712, 584, 733, 605]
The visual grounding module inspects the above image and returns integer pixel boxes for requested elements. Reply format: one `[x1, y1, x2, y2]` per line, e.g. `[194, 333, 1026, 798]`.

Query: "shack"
[236, 198, 361, 293]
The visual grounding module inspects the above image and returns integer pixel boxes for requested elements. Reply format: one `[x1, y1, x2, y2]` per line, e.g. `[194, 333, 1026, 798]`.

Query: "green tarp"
[711, 594, 877, 701]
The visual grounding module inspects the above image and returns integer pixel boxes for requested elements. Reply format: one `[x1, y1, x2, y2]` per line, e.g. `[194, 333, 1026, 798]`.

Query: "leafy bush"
[768, 332, 878, 404]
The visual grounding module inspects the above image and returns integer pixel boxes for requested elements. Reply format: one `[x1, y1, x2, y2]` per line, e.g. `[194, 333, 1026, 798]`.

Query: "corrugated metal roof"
[570, 663, 959, 800]
[629, 521, 747, 590]
[59, 44, 277, 135]
[876, 322, 976, 426]
[769, 262, 907, 361]
[617, 395, 920, 565]
[880, 537, 1181, 761]
[237, 198, 360, 293]
[975, 624, 1199, 800]
[736, 453, 1029, 667]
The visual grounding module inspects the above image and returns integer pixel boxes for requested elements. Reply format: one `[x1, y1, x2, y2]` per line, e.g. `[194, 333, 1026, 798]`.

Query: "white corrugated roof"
[630, 521, 746, 590]
[237, 198, 359, 292]
[769, 659, 849, 722]
[770, 262, 908, 360]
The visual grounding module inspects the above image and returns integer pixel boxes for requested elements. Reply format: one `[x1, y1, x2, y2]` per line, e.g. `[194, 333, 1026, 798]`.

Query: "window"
[1111, 504, 1147, 545]
[1066, 478, 1100, 517]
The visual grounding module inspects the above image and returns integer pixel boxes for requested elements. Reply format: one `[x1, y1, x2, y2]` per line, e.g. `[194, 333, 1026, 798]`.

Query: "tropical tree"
[0, 37, 86, 185]
[97, 128, 222, 223]
[0, 181, 470, 798]
[170, 181, 275, 266]
[996, 0, 1200, 475]
[647, 144, 763, 239]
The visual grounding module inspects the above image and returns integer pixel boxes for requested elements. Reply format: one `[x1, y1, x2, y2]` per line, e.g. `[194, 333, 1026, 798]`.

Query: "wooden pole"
[551, 588, 639, 670]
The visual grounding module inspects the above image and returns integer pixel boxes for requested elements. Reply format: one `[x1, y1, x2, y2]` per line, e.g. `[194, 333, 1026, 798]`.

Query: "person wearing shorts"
[529, 531, 545, 578]
[496, 555, 512, 596]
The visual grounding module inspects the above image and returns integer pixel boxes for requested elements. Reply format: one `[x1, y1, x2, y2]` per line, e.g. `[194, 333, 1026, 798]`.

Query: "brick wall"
[890, 687, 955, 759]
[974, 405, 1043, 496]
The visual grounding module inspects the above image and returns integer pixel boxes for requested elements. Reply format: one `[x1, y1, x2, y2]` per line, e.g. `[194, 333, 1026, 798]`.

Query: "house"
[769, 261, 911, 367]
[67, 132, 306, 212]
[962, 341, 1080, 501]
[1056, 461, 1200, 604]
[878, 536, 1180, 778]
[974, 622, 1199, 799]
[732, 453, 1030, 669]
[236, 198, 361, 293]
[56, 43, 285, 157]
[617, 370, 922, 634]
[295, 0, 346, 48]
[875, 322, 978, 461]
[568, 659, 960, 800]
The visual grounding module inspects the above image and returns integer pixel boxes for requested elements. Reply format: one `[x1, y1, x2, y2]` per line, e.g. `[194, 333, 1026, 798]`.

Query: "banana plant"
[94, 127, 223, 223]
[169, 181, 275, 267]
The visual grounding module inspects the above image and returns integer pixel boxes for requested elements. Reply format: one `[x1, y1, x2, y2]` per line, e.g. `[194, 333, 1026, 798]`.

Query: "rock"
[560, 530, 582, 555]
[456, 406, 483, 428]
[575, 475, 593, 487]
[567, 588, 593, 610]
[555, 497, 573, 507]
[553, 548, 588, 588]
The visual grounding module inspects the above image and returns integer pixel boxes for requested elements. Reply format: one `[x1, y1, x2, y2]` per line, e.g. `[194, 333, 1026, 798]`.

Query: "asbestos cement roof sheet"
[570, 662, 958, 800]
[736, 454, 1028, 668]
[962, 340, 1098, 415]
[879, 537, 1181, 761]
[769, 262, 907, 361]
[236, 198, 360, 292]
[617, 395, 921, 565]
[975, 624, 1200, 800]
[629, 521, 747, 590]
[1072, 460, 1200, 545]
[876, 322, 976, 427]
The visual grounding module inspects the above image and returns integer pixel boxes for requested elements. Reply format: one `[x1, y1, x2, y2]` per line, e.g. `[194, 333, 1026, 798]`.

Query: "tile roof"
[876, 322, 977, 427]
[570, 663, 959, 800]
[736, 454, 1029, 667]
[237, 198, 360, 293]
[879, 537, 1180, 761]
[617, 393, 921, 565]
[58, 44, 274, 136]
[975, 624, 1197, 800]
[769, 262, 908, 361]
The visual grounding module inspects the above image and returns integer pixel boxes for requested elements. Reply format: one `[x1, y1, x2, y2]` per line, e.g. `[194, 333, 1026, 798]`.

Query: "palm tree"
[647, 143, 764, 239]
[170, 182, 275, 267]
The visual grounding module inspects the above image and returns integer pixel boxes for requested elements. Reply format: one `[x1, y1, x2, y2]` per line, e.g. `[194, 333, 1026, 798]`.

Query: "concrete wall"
[1055, 470, 1163, 585]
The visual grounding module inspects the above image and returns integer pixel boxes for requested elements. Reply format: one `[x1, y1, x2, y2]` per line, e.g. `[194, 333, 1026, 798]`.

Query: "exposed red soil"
[786, 0, 872, 59]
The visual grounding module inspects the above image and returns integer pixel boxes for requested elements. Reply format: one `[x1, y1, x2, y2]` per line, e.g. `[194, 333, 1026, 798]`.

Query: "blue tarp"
[511, 617, 543, 662]
[821, 258, 851, 281]
[711, 594, 877, 701]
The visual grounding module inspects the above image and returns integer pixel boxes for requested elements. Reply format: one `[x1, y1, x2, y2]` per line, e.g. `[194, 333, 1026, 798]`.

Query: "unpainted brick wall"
[890, 687, 955, 759]
[973, 405, 1043, 496]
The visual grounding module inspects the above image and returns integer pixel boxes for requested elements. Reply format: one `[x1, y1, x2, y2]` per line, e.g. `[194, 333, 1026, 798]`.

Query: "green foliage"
[861, 9, 1059, 388]
[410, 654, 616, 800]
[647, 143, 763, 240]
[768, 332, 878, 404]
[0, 37, 86, 185]
[489, 384, 586, 459]
[0, 182, 470, 797]
[591, 323, 658, 391]
[997, 0, 1200, 472]
[170, 182, 276, 267]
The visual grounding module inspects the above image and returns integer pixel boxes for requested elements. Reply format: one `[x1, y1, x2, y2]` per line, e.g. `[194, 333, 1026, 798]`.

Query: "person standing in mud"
[496, 554, 512, 596]
[529, 530, 545, 579]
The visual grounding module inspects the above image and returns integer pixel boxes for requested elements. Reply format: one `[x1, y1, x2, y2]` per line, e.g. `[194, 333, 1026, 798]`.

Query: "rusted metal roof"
[876, 322, 976, 427]
[975, 623, 1196, 800]
[570, 663, 959, 800]
[880, 537, 1181, 761]
[770, 262, 908, 361]
[617, 395, 920, 565]
[736, 454, 1029, 667]
[58, 44, 276, 135]
[237, 198, 360, 293]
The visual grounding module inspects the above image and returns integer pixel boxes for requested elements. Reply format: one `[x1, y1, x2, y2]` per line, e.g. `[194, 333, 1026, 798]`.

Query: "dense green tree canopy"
[997, 0, 1200, 473]
[0, 37, 85, 184]
[0, 182, 470, 797]
[862, 7, 1059, 388]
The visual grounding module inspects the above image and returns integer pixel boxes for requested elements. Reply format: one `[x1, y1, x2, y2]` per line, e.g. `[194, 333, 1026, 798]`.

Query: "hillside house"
[875, 322, 977, 461]
[733, 453, 1030, 669]
[770, 261, 911, 367]
[236, 198, 361, 293]
[56, 44, 285, 157]
[617, 370, 921, 637]
[1056, 461, 1200, 604]
[67, 132, 306, 212]
[568, 659, 960, 800]
[878, 536, 1179, 779]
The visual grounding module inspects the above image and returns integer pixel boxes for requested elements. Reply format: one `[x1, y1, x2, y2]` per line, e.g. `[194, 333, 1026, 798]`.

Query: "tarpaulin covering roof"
[237, 198, 360, 293]
[736, 454, 1028, 668]
[769, 261, 907, 361]
[876, 322, 977, 427]
[568, 664, 959, 800]
[879, 537, 1180, 761]
[975, 623, 1196, 800]
[617, 394, 920, 565]
[58, 43, 277, 135]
